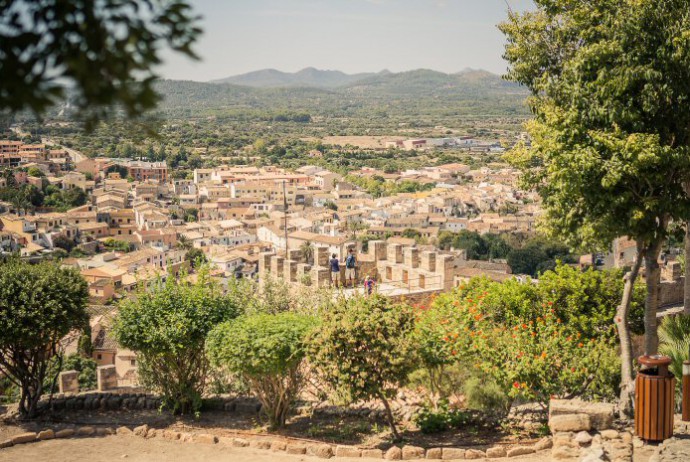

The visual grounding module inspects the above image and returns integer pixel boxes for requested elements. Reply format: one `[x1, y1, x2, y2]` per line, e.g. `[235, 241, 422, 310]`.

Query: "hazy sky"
[160, 0, 535, 82]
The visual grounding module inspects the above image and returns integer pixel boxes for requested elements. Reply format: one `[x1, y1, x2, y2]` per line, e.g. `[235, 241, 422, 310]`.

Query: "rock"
[534, 437, 553, 451]
[271, 441, 288, 452]
[591, 434, 602, 446]
[37, 429, 55, 440]
[580, 447, 605, 462]
[486, 446, 507, 458]
[180, 433, 194, 443]
[385, 446, 403, 460]
[632, 437, 644, 449]
[426, 448, 442, 459]
[116, 427, 133, 436]
[549, 399, 614, 430]
[133, 425, 148, 437]
[551, 446, 580, 459]
[194, 433, 218, 444]
[402, 445, 424, 460]
[11, 433, 37, 445]
[309, 444, 334, 459]
[362, 448, 383, 459]
[55, 429, 75, 439]
[506, 446, 534, 457]
[553, 432, 575, 448]
[233, 438, 250, 447]
[575, 431, 593, 445]
[336, 445, 362, 458]
[286, 445, 307, 455]
[76, 427, 95, 437]
[250, 440, 272, 450]
[464, 449, 485, 459]
[163, 431, 181, 441]
[600, 430, 619, 440]
[96, 427, 114, 436]
[441, 448, 465, 460]
[144, 429, 158, 439]
[549, 414, 592, 433]
[0, 440, 14, 449]
[620, 432, 633, 444]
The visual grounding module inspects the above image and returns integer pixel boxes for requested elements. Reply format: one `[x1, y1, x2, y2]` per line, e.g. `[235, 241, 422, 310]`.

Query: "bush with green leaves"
[414, 400, 480, 434]
[308, 294, 415, 440]
[0, 259, 89, 417]
[44, 354, 97, 392]
[659, 314, 690, 398]
[114, 268, 241, 414]
[207, 312, 316, 429]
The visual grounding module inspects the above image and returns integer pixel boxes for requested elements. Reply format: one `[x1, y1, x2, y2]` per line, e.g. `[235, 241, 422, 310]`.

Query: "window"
[130, 359, 136, 366]
[97, 354, 102, 360]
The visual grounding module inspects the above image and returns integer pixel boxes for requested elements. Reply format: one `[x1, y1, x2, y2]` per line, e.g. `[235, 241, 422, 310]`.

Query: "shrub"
[114, 267, 240, 414]
[308, 294, 415, 440]
[207, 312, 316, 429]
[462, 375, 512, 414]
[414, 400, 480, 434]
[0, 259, 89, 417]
[659, 314, 690, 397]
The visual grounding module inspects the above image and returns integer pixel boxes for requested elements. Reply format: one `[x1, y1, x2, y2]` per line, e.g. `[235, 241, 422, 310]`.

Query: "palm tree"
[347, 220, 368, 241]
[300, 241, 314, 265]
[659, 314, 690, 390]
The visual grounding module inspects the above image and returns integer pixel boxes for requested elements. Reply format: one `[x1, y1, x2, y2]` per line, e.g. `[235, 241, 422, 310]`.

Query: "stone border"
[0, 423, 553, 460]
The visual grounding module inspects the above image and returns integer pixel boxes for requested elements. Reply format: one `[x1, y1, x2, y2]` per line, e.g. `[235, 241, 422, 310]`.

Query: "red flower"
[513, 381, 520, 389]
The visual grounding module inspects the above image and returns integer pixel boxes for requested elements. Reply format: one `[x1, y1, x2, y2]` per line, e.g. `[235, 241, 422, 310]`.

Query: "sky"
[159, 0, 535, 82]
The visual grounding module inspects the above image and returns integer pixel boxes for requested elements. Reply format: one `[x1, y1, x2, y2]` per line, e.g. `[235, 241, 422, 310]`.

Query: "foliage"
[52, 234, 76, 253]
[44, 354, 97, 392]
[113, 267, 241, 414]
[414, 400, 481, 434]
[462, 375, 512, 413]
[207, 312, 317, 428]
[0, 0, 201, 127]
[103, 238, 134, 253]
[0, 259, 89, 417]
[308, 294, 416, 440]
[185, 248, 207, 268]
[43, 186, 87, 212]
[659, 314, 690, 397]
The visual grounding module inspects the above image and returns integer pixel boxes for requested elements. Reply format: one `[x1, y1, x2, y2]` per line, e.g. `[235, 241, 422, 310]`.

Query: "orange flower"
[541, 352, 547, 359]
[474, 314, 482, 321]
[547, 301, 553, 306]
[521, 382, 527, 388]
[522, 323, 528, 329]
[571, 367, 576, 373]
[577, 343, 584, 348]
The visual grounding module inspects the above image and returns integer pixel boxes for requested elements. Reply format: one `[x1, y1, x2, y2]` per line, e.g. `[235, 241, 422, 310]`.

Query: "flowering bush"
[413, 272, 621, 408]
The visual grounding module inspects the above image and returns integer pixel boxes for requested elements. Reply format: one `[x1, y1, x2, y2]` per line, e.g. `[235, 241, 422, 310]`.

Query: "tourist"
[330, 253, 340, 287]
[345, 248, 356, 288]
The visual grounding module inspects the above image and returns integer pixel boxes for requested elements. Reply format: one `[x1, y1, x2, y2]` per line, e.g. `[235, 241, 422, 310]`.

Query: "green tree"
[52, 234, 76, 253]
[27, 167, 45, 178]
[299, 241, 314, 265]
[185, 248, 207, 268]
[207, 312, 316, 429]
[113, 268, 241, 414]
[0, 0, 200, 127]
[501, 0, 690, 411]
[0, 260, 89, 417]
[308, 295, 415, 440]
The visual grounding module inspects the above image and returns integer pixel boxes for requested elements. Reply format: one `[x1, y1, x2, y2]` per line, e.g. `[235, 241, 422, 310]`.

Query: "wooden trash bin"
[635, 355, 675, 441]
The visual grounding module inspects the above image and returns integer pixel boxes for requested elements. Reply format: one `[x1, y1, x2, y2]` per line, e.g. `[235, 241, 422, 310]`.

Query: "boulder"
[286, 445, 307, 455]
[0, 440, 13, 449]
[486, 446, 507, 458]
[11, 433, 37, 445]
[385, 446, 403, 460]
[600, 430, 619, 440]
[441, 448, 466, 460]
[76, 427, 95, 437]
[464, 449, 485, 459]
[574, 431, 593, 445]
[549, 399, 614, 430]
[308, 444, 334, 459]
[250, 440, 272, 450]
[133, 425, 149, 437]
[116, 427, 133, 436]
[336, 445, 362, 458]
[233, 438, 250, 447]
[549, 414, 592, 433]
[271, 441, 288, 452]
[402, 445, 424, 460]
[37, 430, 55, 440]
[96, 427, 114, 436]
[533, 437, 553, 451]
[362, 448, 384, 459]
[425, 448, 443, 459]
[506, 446, 535, 457]
[551, 446, 580, 459]
[55, 429, 75, 439]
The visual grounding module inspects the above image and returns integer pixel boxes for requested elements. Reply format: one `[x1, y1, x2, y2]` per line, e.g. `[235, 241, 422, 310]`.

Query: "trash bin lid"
[638, 354, 672, 367]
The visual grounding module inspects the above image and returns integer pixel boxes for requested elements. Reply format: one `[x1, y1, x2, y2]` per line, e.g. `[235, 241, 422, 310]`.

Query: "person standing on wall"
[345, 248, 356, 288]
[330, 253, 340, 288]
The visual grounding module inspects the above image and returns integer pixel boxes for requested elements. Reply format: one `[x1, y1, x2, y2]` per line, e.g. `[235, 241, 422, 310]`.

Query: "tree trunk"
[643, 242, 663, 355]
[615, 242, 643, 417]
[378, 392, 401, 442]
[685, 222, 690, 315]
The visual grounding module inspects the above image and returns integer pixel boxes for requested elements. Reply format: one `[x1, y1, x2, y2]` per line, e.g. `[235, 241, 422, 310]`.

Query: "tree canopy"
[0, 0, 201, 127]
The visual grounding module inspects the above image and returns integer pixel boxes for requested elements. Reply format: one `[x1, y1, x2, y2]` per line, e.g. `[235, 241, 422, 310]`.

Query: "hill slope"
[212, 67, 380, 88]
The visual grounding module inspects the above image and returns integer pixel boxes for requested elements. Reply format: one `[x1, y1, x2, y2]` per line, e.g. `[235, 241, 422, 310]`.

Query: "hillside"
[155, 68, 528, 119]
[212, 67, 381, 88]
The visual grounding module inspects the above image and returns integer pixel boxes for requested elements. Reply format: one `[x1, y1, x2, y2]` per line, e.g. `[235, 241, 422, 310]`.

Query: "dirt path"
[0, 435, 557, 462]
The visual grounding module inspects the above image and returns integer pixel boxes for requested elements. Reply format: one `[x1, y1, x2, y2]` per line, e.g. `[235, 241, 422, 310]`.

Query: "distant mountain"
[212, 67, 381, 88]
